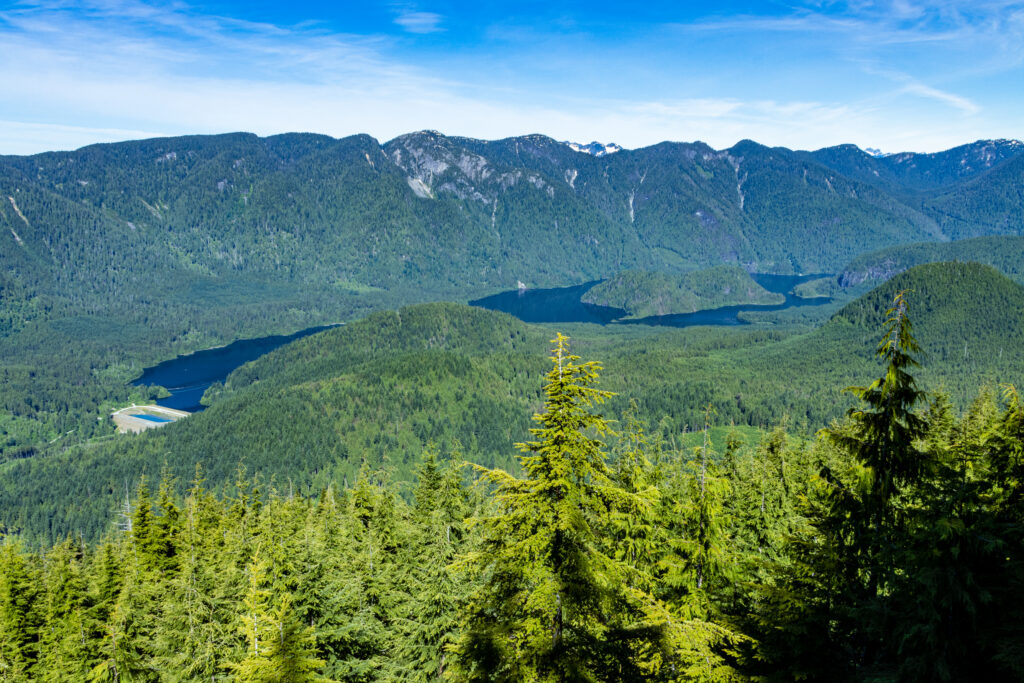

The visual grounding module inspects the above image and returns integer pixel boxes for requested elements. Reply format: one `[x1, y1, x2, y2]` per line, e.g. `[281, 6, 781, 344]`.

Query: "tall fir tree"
[0, 541, 40, 681]
[232, 547, 325, 683]
[453, 334, 671, 682]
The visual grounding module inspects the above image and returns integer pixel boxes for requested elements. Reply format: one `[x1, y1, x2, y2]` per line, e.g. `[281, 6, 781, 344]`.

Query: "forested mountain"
[2, 130, 1024, 468]
[3, 262, 1022, 546]
[924, 152, 1024, 239]
[806, 138, 1024, 195]
[837, 234, 1024, 288]
[3, 131, 1022, 306]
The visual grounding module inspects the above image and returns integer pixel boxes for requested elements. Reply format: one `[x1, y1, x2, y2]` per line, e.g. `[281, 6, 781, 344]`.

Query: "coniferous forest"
[2, 292, 1022, 682]
[5, 0, 1024, 676]
[2, 132, 1024, 682]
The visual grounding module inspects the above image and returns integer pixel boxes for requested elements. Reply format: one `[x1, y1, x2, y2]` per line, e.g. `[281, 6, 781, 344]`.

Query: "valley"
[6, 0, 1024, 676]
[3, 131, 1022, 467]
[1, 131, 1024, 681]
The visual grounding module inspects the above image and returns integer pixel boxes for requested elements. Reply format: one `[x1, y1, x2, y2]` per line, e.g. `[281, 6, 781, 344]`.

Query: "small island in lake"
[792, 276, 840, 299]
[582, 266, 785, 318]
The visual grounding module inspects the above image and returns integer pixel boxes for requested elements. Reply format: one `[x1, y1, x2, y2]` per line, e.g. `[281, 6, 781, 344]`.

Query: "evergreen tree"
[151, 472, 181, 575]
[232, 547, 326, 682]
[453, 334, 670, 681]
[393, 449, 470, 681]
[38, 539, 93, 682]
[655, 408, 747, 679]
[153, 468, 234, 681]
[827, 289, 929, 551]
[754, 290, 933, 678]
[608, 402, 661, 587]
[0, 541, 40, 680]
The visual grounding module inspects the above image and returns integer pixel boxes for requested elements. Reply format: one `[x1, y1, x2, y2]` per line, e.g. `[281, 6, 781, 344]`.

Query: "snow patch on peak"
[562, 141, 623, 157]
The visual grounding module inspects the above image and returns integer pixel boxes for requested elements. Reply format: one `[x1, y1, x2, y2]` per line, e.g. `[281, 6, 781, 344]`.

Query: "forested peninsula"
[581, 266, 783, 317]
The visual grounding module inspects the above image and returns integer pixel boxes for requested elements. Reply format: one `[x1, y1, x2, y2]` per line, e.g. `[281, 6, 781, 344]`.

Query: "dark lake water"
[132, 324, 338, 412]
[468, 281, 628, 324]
[134, 274, 829, 413]
[470, 273, 831, 327]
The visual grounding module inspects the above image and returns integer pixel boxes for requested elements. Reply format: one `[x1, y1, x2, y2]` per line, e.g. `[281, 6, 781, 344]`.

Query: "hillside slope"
[4, 262, 1023, 542]
[838, 235, 1024, 288]
[0, 131, 995, 307]
[806, 139, 1024, 195]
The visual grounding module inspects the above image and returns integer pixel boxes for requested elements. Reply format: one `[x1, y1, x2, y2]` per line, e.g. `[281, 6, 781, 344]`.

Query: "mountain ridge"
[3, 129, 1024, 461]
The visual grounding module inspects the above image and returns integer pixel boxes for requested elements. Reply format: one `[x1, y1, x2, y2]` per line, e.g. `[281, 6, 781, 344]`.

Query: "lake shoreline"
[470, 273, 834, 327]
[132, 323, 341, 412]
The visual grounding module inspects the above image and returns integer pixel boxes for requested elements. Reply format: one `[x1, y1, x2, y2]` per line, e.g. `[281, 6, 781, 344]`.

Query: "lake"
[469, 273, 831, 327]
[136, 274, 830, 412]
[467, 281, 628, 324]
[132, 324, 338, 412]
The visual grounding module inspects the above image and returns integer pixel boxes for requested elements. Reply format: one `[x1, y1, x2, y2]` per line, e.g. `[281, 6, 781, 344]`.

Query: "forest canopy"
[1, 291, 1022, 681]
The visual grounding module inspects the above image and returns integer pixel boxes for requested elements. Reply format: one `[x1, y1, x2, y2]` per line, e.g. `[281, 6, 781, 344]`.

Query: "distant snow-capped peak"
[864, 147, 888, 158]
[563, 141, 623, 157]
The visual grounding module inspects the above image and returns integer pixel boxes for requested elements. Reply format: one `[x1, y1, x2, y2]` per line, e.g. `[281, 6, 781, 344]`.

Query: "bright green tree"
[393, 448, 470, 681]
[826, 290, 929, 558]
[38, 539, 93, 682]
[453, 334, 671, 682]
[0, 541, 40, 681]
[232, 546, 326, 682]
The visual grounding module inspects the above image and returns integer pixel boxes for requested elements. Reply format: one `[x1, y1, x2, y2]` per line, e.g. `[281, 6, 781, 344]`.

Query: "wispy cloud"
[900, 82, 980, 115]
[0, 0, 1018, 154]
[394, 10, 443, 34]
[683, 0, 1024, 50]
[861, 64, 981, 115]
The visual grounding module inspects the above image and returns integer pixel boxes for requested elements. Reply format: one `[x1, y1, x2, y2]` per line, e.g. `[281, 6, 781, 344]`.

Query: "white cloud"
[900, 82, 980, 114]
[0, 0, 1018, 155]
[394, 11, 443, 34]
[684, 0, 1024, 49]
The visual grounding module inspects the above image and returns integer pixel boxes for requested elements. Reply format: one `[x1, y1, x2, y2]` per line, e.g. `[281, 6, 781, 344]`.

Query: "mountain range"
[3, 131, 1022, 313]
[2, 130, 1024, 463]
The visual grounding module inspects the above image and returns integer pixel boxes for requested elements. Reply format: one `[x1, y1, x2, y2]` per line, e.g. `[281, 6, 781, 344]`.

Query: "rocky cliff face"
[838, 259, 905, 288]
[384, 131, 559, 203]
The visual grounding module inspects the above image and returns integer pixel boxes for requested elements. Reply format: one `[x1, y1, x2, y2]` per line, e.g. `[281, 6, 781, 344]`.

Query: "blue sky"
[1, 0, 1022, 154]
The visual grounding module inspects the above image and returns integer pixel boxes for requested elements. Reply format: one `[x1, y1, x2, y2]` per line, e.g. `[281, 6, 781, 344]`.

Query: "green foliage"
[582, 267, 784, 318]
[454, 334, 671, 681]
[232, 548, 325, 682]
[829, 289, 929, 503]
[838, 235, 1024, 290]
[0, 307, 1023, 680]
[0, 540, 41, 679]
[924, 153, 1024, 240]
[791, 276, 838, 299]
